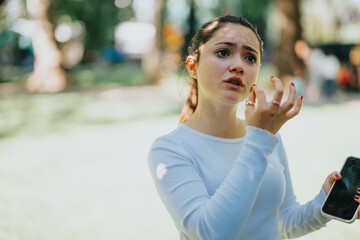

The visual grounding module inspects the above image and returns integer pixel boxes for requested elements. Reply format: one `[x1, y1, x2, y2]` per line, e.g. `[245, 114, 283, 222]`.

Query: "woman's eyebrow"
[215, 41, 235, 47]
[215, 41, 258, 55]
[244, 45, 259, 55]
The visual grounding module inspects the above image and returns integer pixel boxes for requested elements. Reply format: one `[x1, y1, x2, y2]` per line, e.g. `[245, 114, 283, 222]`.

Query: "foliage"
[239, 0, 272, 39]
[53, 0, 134, 52]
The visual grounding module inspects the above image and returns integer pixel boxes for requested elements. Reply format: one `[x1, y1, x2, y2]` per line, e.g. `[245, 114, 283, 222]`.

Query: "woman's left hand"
[245, 76, 303, 135]
[323, 171, 360, 219]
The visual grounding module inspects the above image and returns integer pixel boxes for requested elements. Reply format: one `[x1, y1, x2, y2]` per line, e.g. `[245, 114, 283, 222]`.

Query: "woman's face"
[190, 23, 261, 106]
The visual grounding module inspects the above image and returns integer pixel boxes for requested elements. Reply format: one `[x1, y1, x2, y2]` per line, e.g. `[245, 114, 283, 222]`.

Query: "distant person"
[148, 15, 360, 240]
[289, 64, 307, 97]
[322, 49, 341, 99]
[295, 41, 340, 102]
[349, 44, 360, 91]
[337, 63, 353, 90]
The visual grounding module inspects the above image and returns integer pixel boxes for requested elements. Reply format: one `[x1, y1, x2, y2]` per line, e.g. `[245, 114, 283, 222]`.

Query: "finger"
[354, 187, 360, 219]
[281, 82, 297, 113]
[357, 192, 360, 219]
[354, 194, 360, 208]
[248, 85, 256, 103]
[270, 76, 284, 105]
[356, 188, 360, 208]
[245, 85, 256, 109]
[252, 85, 268, 108]
[326, 171, 342, 185]
[285, 95, 303, 119]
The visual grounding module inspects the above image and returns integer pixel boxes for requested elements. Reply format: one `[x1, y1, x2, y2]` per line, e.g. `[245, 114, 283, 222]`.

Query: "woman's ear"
[186, 56, 197, 79]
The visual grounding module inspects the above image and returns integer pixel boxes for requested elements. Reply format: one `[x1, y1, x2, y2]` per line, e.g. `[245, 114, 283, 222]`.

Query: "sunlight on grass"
[0, 83, 359, 239]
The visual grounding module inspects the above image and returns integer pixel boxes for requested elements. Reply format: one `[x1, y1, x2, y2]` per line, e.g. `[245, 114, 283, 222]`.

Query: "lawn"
[0, 81, 359, 239]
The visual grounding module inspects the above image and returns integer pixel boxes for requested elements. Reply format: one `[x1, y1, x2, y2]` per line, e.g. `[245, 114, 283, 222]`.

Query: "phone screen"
[322, 156, 360, 221]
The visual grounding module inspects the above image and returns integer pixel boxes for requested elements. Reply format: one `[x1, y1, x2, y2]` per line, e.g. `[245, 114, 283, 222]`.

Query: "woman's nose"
[228, 58, 244, 73]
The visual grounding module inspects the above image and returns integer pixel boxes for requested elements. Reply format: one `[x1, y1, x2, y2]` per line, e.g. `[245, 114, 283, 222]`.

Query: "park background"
[1, 0, 360, 239]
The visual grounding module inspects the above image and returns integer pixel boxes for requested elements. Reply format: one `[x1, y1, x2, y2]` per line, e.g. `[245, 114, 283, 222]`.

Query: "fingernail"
[250, 86, 253, 92]
[253, 84, 256, 86]
[357, 188, 360, 192]
[301, 95, 303, 100]
[335, 173, 340, 178]
[291, 82, 295, 86]
[271, 76, 274, 78]
[355, 195, 359, 200]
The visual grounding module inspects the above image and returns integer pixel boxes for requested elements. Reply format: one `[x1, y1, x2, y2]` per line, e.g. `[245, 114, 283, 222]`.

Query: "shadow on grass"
[0, 90, 182, 139]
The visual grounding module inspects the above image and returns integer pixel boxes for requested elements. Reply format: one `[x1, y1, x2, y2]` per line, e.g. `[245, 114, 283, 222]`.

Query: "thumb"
[323, 171, 341, 195]
[326, 171, 341, 185]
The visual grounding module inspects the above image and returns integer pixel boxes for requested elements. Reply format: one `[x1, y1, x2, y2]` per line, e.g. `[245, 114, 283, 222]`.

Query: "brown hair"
[179, 15, 263, 124]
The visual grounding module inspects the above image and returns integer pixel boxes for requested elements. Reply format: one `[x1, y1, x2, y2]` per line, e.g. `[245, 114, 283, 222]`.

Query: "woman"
[148, 15, 360, 240]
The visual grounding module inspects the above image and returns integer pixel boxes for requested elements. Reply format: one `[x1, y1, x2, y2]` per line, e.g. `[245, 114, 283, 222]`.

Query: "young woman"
[148, 15, 360, 240]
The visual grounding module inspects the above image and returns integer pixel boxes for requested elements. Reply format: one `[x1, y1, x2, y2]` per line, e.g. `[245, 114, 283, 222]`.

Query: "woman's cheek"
[249, 67, 260, 84]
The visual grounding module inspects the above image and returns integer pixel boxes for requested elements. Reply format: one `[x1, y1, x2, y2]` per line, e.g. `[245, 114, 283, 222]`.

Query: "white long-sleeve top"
[148, 124, 331, 240]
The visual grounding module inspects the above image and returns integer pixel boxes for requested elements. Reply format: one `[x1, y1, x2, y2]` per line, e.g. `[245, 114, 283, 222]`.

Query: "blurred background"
[0, 0, 359, 239]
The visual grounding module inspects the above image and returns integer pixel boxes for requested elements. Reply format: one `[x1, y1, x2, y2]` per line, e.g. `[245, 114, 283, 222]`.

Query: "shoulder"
[150, 126, 188, 151]
[148, 126, 193, 164]
[148, 126, 197, 181]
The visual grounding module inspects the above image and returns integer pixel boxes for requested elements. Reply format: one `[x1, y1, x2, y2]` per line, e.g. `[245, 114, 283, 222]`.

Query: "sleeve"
[277, 135, 331, 239]
[148, 126, 279, 240]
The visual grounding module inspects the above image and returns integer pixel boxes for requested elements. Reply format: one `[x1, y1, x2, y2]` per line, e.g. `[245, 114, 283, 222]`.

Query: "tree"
[54, 0, 125, 62]
[239, 0, 271, 42]
[142, 0, 167, 84]
[274, 0, 302, 79]
[217, 0, 241, 16]
[181, 0, 197, 59]
[26, 0, 67, 93]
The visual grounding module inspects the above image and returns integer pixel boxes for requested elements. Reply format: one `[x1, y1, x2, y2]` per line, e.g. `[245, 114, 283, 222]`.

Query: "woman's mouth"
[224, 77, 244, 89]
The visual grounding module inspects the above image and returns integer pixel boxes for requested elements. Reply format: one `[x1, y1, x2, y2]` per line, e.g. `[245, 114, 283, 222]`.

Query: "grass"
[1, 62, 148, 87]
[0, 76, 359, 239]
[0, 86, 182, 138]
[70, 62, 148, 87]
[1, 102, 360, 239]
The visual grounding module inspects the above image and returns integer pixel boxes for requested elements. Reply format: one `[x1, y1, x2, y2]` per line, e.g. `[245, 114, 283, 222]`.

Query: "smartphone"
[321, 156, 360, 223]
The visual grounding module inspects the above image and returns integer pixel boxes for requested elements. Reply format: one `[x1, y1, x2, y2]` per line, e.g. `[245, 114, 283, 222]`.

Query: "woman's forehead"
[208, 23, 259, 49]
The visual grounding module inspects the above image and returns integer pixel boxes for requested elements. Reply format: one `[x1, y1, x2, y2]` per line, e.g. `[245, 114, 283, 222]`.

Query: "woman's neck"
[184, 102, 246, 139]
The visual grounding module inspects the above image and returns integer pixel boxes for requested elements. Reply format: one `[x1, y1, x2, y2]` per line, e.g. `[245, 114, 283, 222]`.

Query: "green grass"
[71, 62, 149, 87]
[1, 61, 149, 87]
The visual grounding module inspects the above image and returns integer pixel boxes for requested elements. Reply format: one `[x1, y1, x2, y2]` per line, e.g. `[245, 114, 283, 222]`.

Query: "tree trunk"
[26, 0, 67, 93]
[275, 0, 302, 79]
[142, 0, 167, 84]
[181, 0, 196, 58]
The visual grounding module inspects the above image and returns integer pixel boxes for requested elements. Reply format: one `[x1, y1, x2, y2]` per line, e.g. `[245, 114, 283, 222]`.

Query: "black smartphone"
[321, 156, 360, 223]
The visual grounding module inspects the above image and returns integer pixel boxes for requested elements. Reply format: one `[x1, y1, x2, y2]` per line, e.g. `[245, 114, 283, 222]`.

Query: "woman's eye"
[245, 55, 257, 63]
[216, 49, 230, 58]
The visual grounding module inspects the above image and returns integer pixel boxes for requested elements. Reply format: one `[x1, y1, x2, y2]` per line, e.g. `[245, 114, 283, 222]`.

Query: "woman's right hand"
[323, 171, 360, 220]
[244, 76, 303, 135]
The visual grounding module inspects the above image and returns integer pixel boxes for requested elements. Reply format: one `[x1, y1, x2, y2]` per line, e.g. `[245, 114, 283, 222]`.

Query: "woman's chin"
[221, 91, 246, 104]
[221, 96, 245, 105]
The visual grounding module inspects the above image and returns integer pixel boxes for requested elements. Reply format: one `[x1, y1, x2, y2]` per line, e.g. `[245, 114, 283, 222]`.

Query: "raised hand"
[244, 76, 303, 135]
